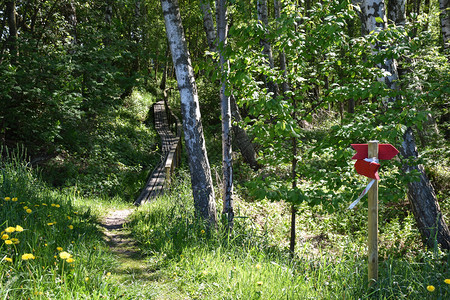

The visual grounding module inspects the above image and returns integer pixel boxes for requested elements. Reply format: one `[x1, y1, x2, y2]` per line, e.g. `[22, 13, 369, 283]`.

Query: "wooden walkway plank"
[134, 101, 182, 206]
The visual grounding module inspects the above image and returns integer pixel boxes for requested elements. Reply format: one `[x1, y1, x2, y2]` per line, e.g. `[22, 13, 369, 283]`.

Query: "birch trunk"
[200, 0, 217, 51]
[400, 128, 450, 250]
[161, 0, 217, 226]
[257, 0, 279, 97]
[387, 0, 406, 26]
[361, 0, 399, 94]
[217, 0, 234, 227]
[362, 0, 450, 250]
[440, 0, 450, 50]
[199, 0, 260, 171]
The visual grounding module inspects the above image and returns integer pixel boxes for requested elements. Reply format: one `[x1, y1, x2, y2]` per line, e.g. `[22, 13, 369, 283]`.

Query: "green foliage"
[223, 0, 449, 211]
[0, 150, 121, 299]
[40, 89, 160, 200]
[127, 171, 450, 299]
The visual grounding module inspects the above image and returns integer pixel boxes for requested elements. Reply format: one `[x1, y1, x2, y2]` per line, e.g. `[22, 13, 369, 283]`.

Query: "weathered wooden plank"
[134, 101, 182, 205]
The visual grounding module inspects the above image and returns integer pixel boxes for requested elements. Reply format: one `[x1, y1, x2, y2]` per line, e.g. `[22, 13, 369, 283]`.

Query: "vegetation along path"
[99, 100, 183, 292]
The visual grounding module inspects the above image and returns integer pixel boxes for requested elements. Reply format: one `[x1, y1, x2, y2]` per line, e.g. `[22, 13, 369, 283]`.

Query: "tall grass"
[0, 150, 146, 299]
[128, 170, 450, 299]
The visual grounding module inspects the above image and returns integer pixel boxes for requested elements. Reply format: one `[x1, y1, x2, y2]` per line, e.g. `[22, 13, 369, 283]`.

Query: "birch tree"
[199, 0, 260, 171]
[363, 0, 450, 250]
[216, 0, 234, 227]
[161, 0, 217, 226]
[440, 0, 450, 50]
[257, 0, 279, 97]
[360, 0, 399, 93]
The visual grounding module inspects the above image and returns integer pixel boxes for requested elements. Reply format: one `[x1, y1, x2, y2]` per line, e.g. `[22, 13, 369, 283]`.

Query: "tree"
[440, 0, 450, 50]
[5, 1, 18, 64]
[161, 0, 217, 226]
[217, 0, 234, 228]
[363, 0, 450, 250]
[199, 0, 260, 171]
[360, 0, 399, 94]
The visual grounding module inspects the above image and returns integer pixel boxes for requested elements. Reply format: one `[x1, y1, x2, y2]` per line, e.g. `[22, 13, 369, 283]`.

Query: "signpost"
[350, 141, 399, 287]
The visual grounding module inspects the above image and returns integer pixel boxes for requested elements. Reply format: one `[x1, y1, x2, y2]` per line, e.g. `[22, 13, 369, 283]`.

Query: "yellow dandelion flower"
[23, 206, 28, 209]
[1, 234, 9, 240]
[26, 209, 32, 214]
[426, 285, 435, 292]
[67, 216, 71, 220]
[4, 257, 13, 263]
[445, 279, 450, 284]
[257, 281, 263, 286]
[47, 223, 53, 226]
[85, 277, 89, 282]
[68, 225, 74, 230]
[201, 230, 205, 234]
[51, 204, 55, 207]
[15, 225, 24, 232]
[42, 203, 47, 206]
[59, 251, 71, 260]
[66, 258, 75, 263]
[22, 253, 35, 260]
[55, 204, 60, 208]
[12, 197, 17, 202]
[4, 197, 10, 201]
[4, 240, 13, 245]
[4, 227, 15, 233]
[34, 204, 39, 207]
[73, 211, 78, 215]
[11, 238, 19, 244]
[255, 263, 262, 270]
[56, 247, 63, 251]
[44, 243, 48, 246]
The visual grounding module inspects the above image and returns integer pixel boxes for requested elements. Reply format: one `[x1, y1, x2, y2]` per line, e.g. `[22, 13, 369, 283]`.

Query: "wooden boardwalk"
[134, 101, 182, 205]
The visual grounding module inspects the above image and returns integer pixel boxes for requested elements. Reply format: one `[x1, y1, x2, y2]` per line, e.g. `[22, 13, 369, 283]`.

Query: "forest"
[0, 0, 449, 299]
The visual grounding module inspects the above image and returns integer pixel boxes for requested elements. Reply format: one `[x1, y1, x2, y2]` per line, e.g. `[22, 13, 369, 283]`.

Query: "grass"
[0, 151, 157, 299]
[127, 170, 450, 299]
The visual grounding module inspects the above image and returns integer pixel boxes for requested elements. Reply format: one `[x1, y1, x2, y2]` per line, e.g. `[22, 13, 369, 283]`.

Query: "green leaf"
[375, 17, 384, 23]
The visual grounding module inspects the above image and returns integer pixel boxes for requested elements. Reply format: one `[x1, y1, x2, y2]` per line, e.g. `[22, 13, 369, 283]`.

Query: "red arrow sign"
[355, 159, 380, 180]
[351, 144, 399, 160]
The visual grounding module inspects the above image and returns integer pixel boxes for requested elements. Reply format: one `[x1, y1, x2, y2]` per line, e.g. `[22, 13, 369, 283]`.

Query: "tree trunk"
[217, 0, 234, 228]
[200, 0, 217, 51]
[400, 128, 450, 250]
[274, 0, 289, 94]
[161, 0, 217, 226]
[199, 0, 260, 171]
[440, 0, 450, 50]
[230, 96, 260, 170]
[363, 0, 450, 250]
[257, 0, 279, 97]
[387, 0, 406, 26]
[361, 0, 399, 96]
[6, 1, 18, 64]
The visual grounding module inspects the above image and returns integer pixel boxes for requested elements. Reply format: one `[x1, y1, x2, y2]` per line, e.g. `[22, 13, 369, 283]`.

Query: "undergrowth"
[0, 150, 153, 299]
[128, 170, 450, 299]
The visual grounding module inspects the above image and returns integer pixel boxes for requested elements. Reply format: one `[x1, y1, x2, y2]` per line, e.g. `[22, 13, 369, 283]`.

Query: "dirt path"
[100, 208, 142, 258]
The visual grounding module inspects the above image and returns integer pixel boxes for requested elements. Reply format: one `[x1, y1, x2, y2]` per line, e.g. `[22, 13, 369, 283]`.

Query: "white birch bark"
[361, 0, 399, 96]
[161, 0, 217, 226]
[198, 0, 260, 171]
[440, 0, 450, 50]
[362, 0, 450, 250]
[387, 0, 406, 26]
[257, 0, 279, 97]
[200, 0, 217, 51]
[216, 0, 234, 227]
